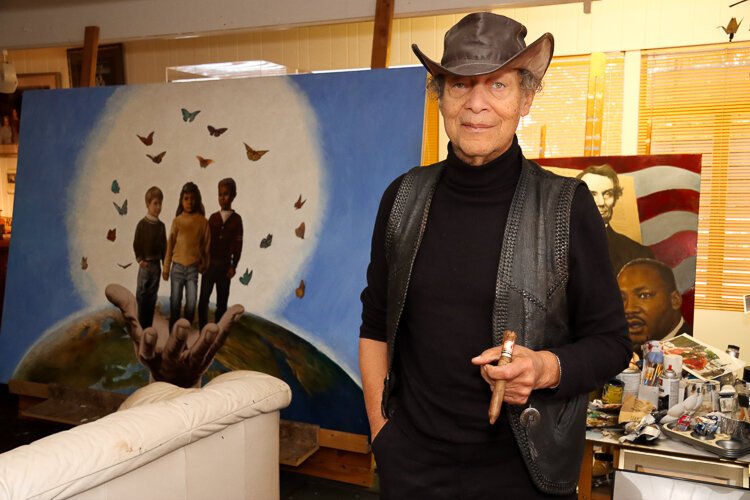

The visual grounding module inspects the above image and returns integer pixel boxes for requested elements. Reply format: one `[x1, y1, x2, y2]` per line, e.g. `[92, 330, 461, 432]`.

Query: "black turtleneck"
[360, 138, 630, 444]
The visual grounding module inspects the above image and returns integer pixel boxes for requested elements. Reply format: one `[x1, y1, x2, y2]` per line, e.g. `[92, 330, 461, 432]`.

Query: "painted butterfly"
[147, 151, 166, 164]
[244, 143, 268, 161]
[208, 125, 228, 137]
[196, 155, 214, 168]
[113, 199, 128, 216]
[107, 228, 116, 241]
[295, 222, 305, 239]
[295, 280, 305, 299]
[111, 179, 120, 194]
[137, 131, 154, 146]
[181, 108, 200, 122]
[239, 268, 253, 286]
[260, 234, 273, 248]
[294, 194, 306, 209]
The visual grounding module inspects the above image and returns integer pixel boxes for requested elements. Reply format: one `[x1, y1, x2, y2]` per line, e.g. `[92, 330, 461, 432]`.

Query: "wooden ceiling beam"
[371, 0, 394, 69]
[79, 26, 100, 87]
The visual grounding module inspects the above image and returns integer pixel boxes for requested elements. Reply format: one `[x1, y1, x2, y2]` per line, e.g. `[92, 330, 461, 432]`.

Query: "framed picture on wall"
[0, 73, 61, 148]
[67, 43, 125, 88]
[6, 171, 15, 194]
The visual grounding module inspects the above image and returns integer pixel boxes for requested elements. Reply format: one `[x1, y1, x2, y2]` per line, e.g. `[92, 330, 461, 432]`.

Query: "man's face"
[440, 68, 533, 167]
[580, 173, 616, 224]
[618, 264, 682, 349]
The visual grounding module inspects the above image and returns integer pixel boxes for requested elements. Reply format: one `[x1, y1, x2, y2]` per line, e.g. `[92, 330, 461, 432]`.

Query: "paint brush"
[489, 330, 517, 425]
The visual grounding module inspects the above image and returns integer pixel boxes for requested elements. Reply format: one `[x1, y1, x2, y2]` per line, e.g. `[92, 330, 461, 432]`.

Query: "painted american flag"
[535, 154, 702, 324]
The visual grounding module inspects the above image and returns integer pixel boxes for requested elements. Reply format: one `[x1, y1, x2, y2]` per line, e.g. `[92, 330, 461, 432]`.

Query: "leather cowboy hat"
[412, 12, 554, 81]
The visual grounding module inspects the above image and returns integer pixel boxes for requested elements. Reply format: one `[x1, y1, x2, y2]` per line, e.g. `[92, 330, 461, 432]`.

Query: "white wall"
[498, 0, 747, 55]
[694, 311, 750, 368]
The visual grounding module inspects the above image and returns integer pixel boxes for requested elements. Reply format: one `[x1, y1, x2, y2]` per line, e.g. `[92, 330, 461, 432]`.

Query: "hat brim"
[412, 32, 554, 82]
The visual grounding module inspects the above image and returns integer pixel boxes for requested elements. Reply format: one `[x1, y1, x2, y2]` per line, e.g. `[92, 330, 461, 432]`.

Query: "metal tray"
[662, 421, 750, 459]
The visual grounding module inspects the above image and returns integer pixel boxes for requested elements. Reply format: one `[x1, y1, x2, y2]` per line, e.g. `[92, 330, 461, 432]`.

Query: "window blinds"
[518, 53, 625, 158]
[638, 41, 750, 311]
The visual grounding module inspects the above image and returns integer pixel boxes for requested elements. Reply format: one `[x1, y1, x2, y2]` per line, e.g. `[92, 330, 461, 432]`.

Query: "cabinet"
[580, 430, 750, 499]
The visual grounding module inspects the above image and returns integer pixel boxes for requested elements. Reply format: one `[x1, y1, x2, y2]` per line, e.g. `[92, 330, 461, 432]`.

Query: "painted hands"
[105, 283, 244, 388]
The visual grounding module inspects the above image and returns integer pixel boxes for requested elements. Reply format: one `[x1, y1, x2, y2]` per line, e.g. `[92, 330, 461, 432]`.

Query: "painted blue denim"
[169, 262, 198, 328]
[136, 261, 161, 329]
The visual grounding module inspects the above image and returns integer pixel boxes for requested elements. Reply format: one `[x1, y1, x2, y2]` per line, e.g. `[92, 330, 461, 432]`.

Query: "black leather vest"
[383, 157, 586, 495]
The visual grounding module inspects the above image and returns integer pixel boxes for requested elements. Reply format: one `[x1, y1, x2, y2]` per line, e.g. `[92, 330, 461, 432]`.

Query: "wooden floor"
[0, 383, 71, 454]
[592, 485, 613, 500]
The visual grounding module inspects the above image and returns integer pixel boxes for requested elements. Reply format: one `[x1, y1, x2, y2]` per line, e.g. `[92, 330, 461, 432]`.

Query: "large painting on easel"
[0, 67, 427, 435]
[537, 155, 701, 350]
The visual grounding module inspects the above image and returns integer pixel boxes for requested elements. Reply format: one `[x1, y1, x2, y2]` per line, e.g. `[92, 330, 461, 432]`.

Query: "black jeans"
[198, 265, 231, 329]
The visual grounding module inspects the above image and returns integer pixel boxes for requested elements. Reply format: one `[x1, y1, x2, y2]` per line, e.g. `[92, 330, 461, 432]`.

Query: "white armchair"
[0, 370, 292, 500]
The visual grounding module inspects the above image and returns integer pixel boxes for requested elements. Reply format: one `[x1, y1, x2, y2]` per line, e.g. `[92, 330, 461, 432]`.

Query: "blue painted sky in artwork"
[283, 68, 425, 376]
[0, 67, 426, 382]
[0, 86, 115, 379]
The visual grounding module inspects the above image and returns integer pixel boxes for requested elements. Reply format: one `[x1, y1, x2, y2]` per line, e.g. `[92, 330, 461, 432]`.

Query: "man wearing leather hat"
[359, 12, 631, 498]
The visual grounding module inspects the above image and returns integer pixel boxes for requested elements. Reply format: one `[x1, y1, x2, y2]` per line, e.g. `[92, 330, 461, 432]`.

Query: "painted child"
[133, 186, 167, 329]
[198, 178, 243, 329]
[162, 182, 210, 329]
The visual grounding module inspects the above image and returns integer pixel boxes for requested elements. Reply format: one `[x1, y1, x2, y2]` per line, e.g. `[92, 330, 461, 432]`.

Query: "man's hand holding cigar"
[471, 338, 563, 420]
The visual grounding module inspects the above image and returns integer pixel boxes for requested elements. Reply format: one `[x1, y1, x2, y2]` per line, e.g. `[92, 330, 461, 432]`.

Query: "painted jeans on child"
[136, 261, 161, 329]
[169, 262, 198, 328]
[198, 265, 231, 330]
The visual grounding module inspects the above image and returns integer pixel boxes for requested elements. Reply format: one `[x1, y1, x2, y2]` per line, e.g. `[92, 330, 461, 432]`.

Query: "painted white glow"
[67, 77, 325, 323]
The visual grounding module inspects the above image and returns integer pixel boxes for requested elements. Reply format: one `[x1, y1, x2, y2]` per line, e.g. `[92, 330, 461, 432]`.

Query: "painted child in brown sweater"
[133, 186, 167, 329]
[198, 178, 243, 329]
[162, 182, 210, 329]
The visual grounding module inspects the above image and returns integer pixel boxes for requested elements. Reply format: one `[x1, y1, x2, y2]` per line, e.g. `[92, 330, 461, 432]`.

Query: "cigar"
[488, 330, 517, 425]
